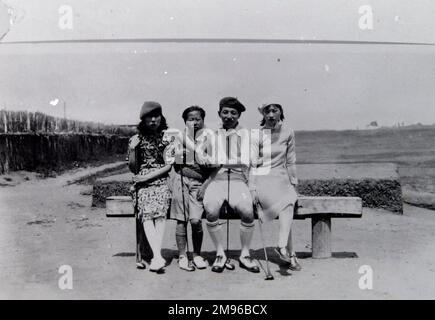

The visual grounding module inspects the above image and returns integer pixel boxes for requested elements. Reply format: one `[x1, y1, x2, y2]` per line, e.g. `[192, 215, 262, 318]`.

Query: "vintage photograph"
[1, 0, 435, 301]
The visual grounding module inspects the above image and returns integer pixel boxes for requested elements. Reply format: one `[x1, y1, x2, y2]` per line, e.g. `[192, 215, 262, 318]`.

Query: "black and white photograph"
[1, 0, 435, 303]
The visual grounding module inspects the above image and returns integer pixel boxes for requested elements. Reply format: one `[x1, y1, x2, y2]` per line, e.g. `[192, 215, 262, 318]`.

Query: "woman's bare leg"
[278, 205, 293, 250]
[287, 229, 294, 255]
[285, 210, 302, 270]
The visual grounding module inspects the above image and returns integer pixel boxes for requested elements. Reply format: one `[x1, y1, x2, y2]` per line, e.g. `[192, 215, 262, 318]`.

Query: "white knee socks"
[143, 218, 165, 261]
[240, 221, 255, 257]
[206, 220, 225, 256]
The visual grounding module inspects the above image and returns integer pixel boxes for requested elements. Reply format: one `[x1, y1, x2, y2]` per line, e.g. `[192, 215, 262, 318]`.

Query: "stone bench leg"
[311, 217, 332, 258]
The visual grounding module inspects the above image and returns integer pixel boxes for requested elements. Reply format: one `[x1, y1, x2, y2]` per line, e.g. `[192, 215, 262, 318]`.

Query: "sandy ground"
[1, 168, 435, 300]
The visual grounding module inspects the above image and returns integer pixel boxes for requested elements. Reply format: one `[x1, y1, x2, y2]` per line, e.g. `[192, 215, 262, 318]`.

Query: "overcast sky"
[0, 0, 434, 130]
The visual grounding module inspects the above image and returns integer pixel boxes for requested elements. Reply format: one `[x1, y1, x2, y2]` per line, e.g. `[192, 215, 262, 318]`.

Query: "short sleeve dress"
[132, 130, 174, 222]
[249, 121, 298, 222]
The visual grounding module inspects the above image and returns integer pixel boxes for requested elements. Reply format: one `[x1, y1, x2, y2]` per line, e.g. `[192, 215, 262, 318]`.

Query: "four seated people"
[129, 97, 301, 274]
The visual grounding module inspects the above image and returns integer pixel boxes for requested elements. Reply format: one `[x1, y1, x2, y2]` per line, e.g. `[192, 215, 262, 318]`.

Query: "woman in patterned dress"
[132, 101, 173, 272]
[249, 103, 301, 271]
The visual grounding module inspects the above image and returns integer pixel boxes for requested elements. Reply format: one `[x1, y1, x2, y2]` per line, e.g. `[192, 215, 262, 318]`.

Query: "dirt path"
[1, 169, 435, 299]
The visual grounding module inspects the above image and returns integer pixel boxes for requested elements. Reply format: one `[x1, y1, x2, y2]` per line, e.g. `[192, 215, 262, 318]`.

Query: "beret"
[140, 101, 162, 119]
[219, 97, 246, 113]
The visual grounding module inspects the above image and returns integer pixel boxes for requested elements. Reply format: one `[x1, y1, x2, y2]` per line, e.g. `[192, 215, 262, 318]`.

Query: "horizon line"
[1, 38, 435, 46]
[2, 108, 434, 132]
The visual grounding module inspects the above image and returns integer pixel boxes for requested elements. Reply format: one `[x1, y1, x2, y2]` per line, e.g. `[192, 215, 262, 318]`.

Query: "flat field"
[296, 126, 435, 209]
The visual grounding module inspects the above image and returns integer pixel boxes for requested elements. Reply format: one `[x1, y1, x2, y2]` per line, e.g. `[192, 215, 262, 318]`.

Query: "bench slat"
[106, 195, 363, 219]
[295, 196, 362, 218]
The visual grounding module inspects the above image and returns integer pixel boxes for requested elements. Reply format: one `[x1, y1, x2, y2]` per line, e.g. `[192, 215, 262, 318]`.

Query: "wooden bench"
[106, 195, 362, 259]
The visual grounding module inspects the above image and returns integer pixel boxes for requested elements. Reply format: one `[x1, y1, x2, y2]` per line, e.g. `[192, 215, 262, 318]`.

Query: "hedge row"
[0, 110, 135, 135]
[297, 179, 403, 213]
[92, 181, 132, 208]
[0, 133, 129, 174]
[92, 177, 403, 213]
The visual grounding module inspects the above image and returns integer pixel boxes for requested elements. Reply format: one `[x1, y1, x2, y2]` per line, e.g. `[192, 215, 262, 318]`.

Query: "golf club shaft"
[258, 218, 273, 278]
[226, 171, 236, 268]
[225, 171, 234, 269]
[226, 135, 231, 263]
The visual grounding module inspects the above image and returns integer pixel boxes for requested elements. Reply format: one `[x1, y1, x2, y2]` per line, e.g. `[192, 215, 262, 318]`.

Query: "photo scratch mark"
[0, 0, 25, 41]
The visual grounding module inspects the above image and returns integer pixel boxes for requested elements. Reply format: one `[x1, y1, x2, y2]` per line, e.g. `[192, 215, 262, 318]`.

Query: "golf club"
[224, 168, 235, 270]
[251, 188, 274, 281]
[224, 134, 235, 270]
[257, 216, 274, 280]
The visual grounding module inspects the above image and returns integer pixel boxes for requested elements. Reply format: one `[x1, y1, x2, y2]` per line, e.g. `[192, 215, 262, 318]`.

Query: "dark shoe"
[238, 256, 260, 273]
[211, 255, 226, 273]
[288, 254, 302, 271]
[274, 247, 292, 263]
[136, 261, 146, 269]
